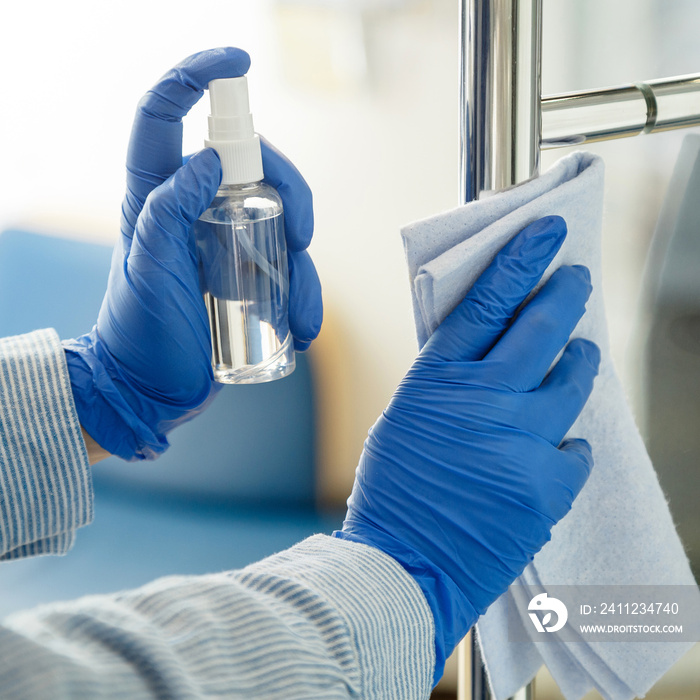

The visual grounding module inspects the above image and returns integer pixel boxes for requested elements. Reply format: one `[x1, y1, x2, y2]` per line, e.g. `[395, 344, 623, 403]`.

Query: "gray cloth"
[402, 151, 698, 700]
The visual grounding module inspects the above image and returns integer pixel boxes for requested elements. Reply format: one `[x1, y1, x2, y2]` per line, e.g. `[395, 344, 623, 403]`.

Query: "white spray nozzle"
[205, 76, 263, 185]
[210, 76, 250, 118]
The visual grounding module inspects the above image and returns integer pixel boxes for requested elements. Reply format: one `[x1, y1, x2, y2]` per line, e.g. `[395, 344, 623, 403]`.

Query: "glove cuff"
[333, 528, 478, 686]
[62, 331, 168, 461]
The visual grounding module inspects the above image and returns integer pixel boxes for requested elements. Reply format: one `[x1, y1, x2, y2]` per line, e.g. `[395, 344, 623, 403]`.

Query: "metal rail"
[458, 3, 700, 700]
[459, 1, 542, 698]
[460, 0, 543, 203]
[542, 74, 700, 147]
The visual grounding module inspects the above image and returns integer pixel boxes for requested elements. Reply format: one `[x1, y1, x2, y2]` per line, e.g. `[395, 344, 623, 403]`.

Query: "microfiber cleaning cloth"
[401, 151, 699, 700]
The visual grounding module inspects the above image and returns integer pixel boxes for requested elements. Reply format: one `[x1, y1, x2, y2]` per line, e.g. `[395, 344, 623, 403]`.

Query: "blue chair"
[0, 229, 342, 616]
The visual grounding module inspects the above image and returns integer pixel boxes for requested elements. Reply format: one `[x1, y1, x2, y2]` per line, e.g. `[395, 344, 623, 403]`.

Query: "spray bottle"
[194, 76, 295, 384]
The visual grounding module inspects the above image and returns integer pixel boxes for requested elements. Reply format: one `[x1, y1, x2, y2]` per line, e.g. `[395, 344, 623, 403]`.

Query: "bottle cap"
[205, 76, 264, 185]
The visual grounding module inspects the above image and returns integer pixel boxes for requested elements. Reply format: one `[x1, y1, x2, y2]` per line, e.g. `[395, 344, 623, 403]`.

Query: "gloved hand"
[334, 215, 600, 684]
[63, 48, 323, 461]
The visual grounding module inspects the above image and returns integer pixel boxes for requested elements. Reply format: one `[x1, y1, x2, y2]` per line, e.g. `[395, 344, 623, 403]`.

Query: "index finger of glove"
[421, 216, 567, 363]
[125, 48, 250, 217]
[261, 136, 314, 252]
[485, 265, 593, 391]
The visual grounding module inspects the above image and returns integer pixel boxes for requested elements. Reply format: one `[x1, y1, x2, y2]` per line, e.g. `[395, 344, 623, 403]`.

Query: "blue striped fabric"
[0, 330, 91, 560]
[0, 330, 435, 698]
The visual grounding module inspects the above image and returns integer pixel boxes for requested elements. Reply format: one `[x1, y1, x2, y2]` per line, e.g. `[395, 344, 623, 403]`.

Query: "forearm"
[0, 535, 435, 699]
[0, 330, 93, 559]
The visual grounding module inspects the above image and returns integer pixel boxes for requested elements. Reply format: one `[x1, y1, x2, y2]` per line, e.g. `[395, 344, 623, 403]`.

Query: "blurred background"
[0, 0, 698, 697]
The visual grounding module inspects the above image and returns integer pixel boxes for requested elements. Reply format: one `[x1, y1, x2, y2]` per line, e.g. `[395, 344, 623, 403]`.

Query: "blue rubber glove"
[63, 48, 323, 461]
[334, 215, 600, 684]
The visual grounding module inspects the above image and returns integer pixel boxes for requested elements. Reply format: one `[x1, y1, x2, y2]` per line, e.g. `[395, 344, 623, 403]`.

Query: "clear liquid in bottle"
[195, 181, 295, 384]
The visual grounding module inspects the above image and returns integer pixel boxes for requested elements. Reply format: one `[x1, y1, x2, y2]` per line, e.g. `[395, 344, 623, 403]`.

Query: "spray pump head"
[205, 76, 264, 185]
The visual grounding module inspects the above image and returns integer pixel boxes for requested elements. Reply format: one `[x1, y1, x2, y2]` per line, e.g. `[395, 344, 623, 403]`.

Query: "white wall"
[0, 0, 462, 502]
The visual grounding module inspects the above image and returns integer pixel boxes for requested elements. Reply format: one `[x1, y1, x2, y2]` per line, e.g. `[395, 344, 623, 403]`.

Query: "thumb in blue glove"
[334, 215, 600, 684]
[64, 150, 223, 460]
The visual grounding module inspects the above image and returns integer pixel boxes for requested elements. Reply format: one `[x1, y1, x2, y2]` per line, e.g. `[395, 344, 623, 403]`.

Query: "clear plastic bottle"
[195, 76, 295, 384]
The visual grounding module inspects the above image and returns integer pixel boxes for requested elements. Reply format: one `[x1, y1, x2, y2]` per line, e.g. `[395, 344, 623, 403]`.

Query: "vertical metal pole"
[458, 0, 542, 699]
[460, 0, 542, 203]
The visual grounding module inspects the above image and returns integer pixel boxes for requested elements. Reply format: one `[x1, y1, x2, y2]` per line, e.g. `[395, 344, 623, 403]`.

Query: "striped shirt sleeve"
[0, 329, 435, 697]
[0, 329, 92, 560]
[0, 535, 435, 699]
